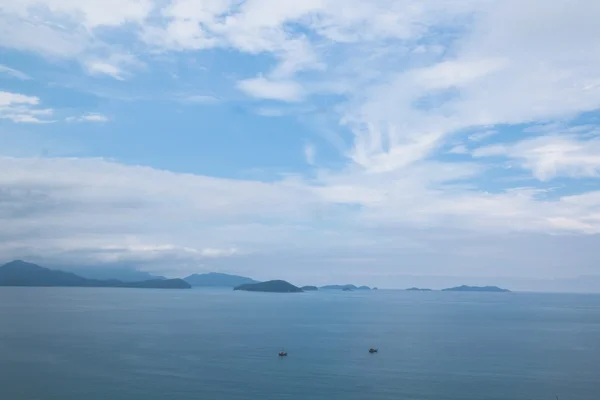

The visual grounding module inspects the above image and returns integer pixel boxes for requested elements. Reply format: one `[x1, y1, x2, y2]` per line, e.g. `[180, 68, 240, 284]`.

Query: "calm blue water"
[0, 288, 598, 400]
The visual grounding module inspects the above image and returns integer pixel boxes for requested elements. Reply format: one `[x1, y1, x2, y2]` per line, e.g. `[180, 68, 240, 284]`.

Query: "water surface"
[1, 288, 598, 400]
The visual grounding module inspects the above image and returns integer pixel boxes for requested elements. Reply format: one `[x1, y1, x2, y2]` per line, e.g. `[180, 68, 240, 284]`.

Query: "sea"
[0, 288, 598, 400]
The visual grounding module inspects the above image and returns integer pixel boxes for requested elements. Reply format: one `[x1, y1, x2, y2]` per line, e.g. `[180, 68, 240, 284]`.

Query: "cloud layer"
[1, 0, 600, 288]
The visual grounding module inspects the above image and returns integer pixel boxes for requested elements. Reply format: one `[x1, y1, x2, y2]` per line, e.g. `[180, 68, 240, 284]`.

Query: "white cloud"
[81, 114, 109, 122]
[84, 54, 143, 81]
[86, 244, 239, 264]
[448, 145, 468, 154]
[2, 156, 600, 281]
[3, 0, 154, 29]
[0, 65, 31, 80]
[66, 113, 109, 123]
[85, 62, 126, 81]
[0, 91, 54, 123]
[2, 1, 600, 284]
[200, 248, 239, 257]
[0, 92, 38, 106]
[468, 130, 497, 142]
[0, 1, 151, 79]
[176, 94, 220, 104]
[237, 76, 305, 102]
[304, 143, 316, 165]
[474, 135, 600, 181]
[411, 58, 508, 91]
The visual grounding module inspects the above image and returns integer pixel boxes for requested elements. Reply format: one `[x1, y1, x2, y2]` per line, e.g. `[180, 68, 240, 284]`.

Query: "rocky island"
[442, 285, 510, 292]
[234, 280, 303, 293]
[406, 287, 433, 291]
[0, 260, 191, 289]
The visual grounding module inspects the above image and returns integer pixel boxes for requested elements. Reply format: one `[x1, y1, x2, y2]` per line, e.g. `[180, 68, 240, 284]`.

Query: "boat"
[369, 348, 378, 353]
[278, 351, 288, 357]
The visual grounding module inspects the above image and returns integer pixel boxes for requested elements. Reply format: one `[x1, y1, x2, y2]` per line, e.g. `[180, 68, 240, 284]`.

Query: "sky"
[1, 0, 600, 291]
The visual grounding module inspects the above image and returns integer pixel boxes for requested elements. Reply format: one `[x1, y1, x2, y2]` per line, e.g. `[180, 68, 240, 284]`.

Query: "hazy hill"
[184, 272, 258, 287]
[61, 266, 166, 282]
[0, 260, 190, 289]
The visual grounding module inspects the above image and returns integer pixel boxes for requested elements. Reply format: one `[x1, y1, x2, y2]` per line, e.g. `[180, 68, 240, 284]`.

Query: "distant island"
[184, 272, 258, 287]
[301, 285, 318, 291]
[234, 280, 303, 293]
[406, 287, 433, 291]
[442, 285, 510, 292]
[0, 260, 190, 289]
[321, 284, 371, 291]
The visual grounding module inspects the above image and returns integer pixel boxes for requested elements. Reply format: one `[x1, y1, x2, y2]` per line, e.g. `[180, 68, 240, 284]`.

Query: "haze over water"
[1, 288, 599, 400]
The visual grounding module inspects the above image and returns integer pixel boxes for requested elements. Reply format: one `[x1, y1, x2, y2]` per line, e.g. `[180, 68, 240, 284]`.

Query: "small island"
[234, 280, 303, 293]
[406, 287, 433, 291]
[301, 285, 318, 291]
[442, 285, 510, 293]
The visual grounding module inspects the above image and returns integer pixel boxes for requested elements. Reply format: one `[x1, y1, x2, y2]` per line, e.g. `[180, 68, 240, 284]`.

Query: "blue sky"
[1, 0, 600, 291]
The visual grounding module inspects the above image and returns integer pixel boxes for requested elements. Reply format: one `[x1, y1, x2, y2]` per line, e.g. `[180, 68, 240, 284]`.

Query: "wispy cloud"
[304, 143, 316, 165]
[3, 156, 600, 282]
[85, 62, 126, 81]
[176, 94, 220, 104]
[474, 135, 600, 181]
[0, 64, 31, 80]
[237, 77, 305, 102]
[200, 248, 239, 257]
[0, 91, 54, 124]
[66, 113, 110, 123]
[255, 107, 286, 117]
[469, 130, 497, 142]
[1, 0, 600, 284]
[448, 145, 469, 155]
[84, 53, 144, 81]
[0, 2, 151, 79]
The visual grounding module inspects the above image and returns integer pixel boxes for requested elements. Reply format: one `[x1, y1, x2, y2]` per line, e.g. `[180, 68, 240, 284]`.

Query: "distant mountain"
[61, 266, 166, 282]
[301, 285, 318, 291]
[184, 272, 258, 287]
[406, 287, 433, 291]
[321, 284, 370, 290]
[442, 285, 510, 293]
[0, 260, 190, 289]
[234, 280, 303, 293]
